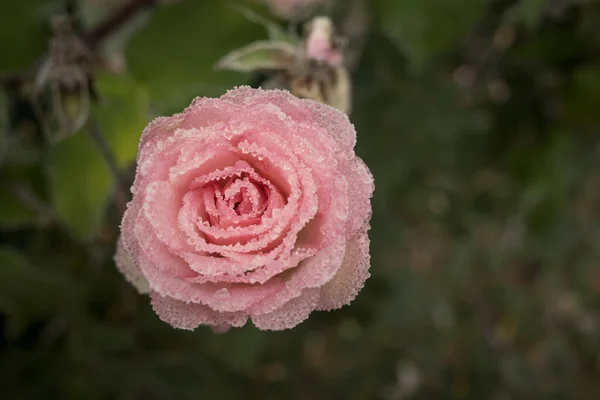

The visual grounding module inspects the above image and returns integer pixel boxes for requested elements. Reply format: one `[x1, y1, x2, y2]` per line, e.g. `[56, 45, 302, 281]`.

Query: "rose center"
[194, 174, 271, 229]
[222, 176, 268, 216]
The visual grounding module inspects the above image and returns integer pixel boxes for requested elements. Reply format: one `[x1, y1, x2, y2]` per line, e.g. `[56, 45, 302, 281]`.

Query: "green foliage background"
[2, 0, 600, 399]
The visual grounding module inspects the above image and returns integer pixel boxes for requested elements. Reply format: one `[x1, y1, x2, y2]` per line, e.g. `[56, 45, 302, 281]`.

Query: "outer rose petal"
[341, 157, 375, 238]
[151, 291, 247, 330]
[114, 237, 149, 294]
[221, 87, 356, 156]
[248, 237, 346, 316]
[317, 224, 371, 311]
[251, 288, 320, 330]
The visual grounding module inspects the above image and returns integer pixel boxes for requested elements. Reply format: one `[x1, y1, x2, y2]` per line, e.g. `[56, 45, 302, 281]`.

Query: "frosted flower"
[115, 87, 374, 331]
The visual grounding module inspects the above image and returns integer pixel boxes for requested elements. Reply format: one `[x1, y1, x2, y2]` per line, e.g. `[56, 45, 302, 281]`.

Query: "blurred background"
[2, 0, 600, 399]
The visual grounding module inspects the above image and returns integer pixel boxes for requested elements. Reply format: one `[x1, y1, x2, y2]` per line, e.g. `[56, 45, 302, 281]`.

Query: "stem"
[8, 182, 60, 225]
[86, 0, 157, 49]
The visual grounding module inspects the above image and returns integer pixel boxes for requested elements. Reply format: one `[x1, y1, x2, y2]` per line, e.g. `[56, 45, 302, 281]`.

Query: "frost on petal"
[251, 288, 320, 330]
[136, 239, 285, 313]
[222, 87, 357, 157]
[180, 97, 242, 132]
[114, 236, 149, 294]
[248, 238, 345, 316]
[138, 114, 186, 161]
[341, 157, 375, 238]
[151, 291, 247, 331]
[316, 225, 371, 311]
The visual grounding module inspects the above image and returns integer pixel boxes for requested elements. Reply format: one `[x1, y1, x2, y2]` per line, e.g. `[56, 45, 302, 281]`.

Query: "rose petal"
[249, 237, 346, 315]
[138, 246, 285, 312]
[222, 86, 356, 155]
[251, 288, 320, 330]
[114, 236, 149, 294]
[340, 157, 375, 238]
[317, 224, 371, 311]
[151, 291, 247, 330]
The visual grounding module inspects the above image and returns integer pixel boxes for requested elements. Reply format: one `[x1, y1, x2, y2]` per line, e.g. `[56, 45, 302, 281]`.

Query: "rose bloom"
[115, 87, 374, 331]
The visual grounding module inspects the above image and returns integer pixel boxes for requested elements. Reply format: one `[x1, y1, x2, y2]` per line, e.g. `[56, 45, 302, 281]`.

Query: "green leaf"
[374, 0, 485, 70]
[506, 0, 547, 28]
[94, 73, 150, 166]
[562, 65, 600, 128]
[47, 130, 112, 240]
[0, 166, 45, 229]
[215, 40, 297, 73]
[0, 246, 75, 337]
[0, 190, 40, 229]
[127, 0, 263, 114]
[0, 0, 60, 74]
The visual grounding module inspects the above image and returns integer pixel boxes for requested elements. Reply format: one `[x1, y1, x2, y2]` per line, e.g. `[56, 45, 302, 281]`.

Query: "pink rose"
[115, 87, 374, 331]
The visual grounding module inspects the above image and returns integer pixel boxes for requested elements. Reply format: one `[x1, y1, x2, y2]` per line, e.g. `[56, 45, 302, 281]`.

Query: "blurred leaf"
[506, 0, 547, 28]
[47, 130, 112, 239]
[206, 326, 266, 372]
[562, 64, 600, 128]
[374, 0, 485, 69]
[215, 41, 297, 73]
[0, 191, 39, 229]
[509, 28, 581, 66]
[0, 246, 74, 336]
[127, 0, 263, 114]
[94, 73, 150, 166]
[0, 166, 45, 229]
[520, 133, 574, 231]
[0, 0, 58, 73]
[0, 89, 7, 167]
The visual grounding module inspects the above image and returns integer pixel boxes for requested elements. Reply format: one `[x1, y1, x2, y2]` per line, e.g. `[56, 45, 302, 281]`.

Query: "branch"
[85, 0, 157, 49]
[0, 0, 157, 87]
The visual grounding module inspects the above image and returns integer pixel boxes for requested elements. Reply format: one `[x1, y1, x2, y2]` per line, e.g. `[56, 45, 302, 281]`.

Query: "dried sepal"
[215, 41, 298, 73]
[289, 64, 351, 113]
[36, 62, 91, 142]
[33, 14, 95, 143]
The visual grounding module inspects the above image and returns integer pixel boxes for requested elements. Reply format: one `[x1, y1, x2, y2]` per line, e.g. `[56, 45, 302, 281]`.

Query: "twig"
[5, 180, 108, 268]
[86, 0, 157, 49]
[7, 182, 60, 225]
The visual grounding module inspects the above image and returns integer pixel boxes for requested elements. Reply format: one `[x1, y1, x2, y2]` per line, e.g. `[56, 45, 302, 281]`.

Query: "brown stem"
[85, 0, 157, 49]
